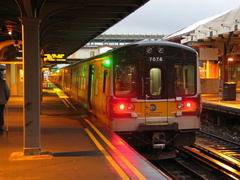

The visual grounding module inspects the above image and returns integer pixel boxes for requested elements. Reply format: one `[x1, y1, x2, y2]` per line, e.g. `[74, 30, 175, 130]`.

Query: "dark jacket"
[0, 78, 10, 104]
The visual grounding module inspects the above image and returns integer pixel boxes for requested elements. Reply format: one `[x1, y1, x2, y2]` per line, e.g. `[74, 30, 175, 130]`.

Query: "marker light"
[104, 58, 110, 67]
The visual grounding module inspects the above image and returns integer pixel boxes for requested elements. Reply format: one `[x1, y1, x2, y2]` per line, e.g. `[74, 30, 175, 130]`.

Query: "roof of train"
[61, 40, 197, 68]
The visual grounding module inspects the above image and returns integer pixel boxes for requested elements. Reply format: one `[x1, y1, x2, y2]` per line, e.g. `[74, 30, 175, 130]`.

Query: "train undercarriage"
[117, 125, 197, 160]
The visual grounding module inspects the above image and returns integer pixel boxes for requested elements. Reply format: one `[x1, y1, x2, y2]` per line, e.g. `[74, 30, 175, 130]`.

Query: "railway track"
[151, 130, 240, 179]
[152, 158, 210, 180]
[176, 145, 240, 179]
[196, 130, 240, 161]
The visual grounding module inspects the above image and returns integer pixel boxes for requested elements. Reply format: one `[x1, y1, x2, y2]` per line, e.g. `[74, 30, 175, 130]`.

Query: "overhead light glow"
[56, 64, 69, 68]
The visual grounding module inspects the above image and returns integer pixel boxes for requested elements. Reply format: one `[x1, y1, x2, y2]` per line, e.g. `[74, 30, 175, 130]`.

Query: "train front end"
[109, 41, 201, 158]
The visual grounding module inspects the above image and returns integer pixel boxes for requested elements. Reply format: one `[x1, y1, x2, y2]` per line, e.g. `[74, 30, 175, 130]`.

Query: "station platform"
[0, 82, 170, 180]
[202, 92, 240, 116]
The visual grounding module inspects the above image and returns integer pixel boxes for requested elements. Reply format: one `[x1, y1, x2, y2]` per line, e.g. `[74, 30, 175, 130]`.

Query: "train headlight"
[146, 47, 153, 54]
[177, 102, 184, 110]
[127, 103, 135, 111]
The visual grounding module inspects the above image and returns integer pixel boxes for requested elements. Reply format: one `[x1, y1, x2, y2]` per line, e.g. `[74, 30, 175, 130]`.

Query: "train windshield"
[175, 64, 195, 96]
[114, 64, 137, 97]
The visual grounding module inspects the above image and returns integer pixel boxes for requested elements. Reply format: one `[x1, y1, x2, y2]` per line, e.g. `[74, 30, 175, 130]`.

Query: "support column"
[222, 32, 233, 86]
[20, 18, 41, 155]
[222, 55, 229, 84]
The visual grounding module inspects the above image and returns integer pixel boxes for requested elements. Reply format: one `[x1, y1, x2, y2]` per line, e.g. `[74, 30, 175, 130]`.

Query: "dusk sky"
[103, 0, 240, 36]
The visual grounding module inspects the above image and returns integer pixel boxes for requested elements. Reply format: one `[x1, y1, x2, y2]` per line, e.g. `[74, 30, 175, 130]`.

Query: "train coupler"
[152, 132, 166, 149]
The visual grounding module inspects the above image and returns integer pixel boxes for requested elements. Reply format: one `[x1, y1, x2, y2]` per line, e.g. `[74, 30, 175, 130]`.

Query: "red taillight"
[110, 98, 136, 118]
[119, 104, 125, 110]
[186, 102, 192, 108]
[117, 103, 135, 111]
[177, 101, 194, 110]
[176, 96, 201, 116]
[111, 101, 135, 118]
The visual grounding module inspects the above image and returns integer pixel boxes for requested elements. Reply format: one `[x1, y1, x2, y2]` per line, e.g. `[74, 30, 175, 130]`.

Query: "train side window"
[80, 77, 83, 90]
[83, 77, 86, 90]
[95, 78, 99, 95]
[103, 70, 108, 93]
[150, 68, 162, 96]
[79, 77, 81, 88]
[175, 64, 195, 95]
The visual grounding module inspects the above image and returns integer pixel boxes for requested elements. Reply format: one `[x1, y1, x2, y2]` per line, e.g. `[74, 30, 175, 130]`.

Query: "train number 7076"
[149, 57, 163, 62]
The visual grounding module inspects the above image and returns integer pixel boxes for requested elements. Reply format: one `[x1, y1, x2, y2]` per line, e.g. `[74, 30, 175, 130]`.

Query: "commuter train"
[49, 41, 201, 159]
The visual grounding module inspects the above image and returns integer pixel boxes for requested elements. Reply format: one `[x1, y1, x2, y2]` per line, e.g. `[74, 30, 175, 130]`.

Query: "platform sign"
[42, 67, 49, 71]
[44, 54, 66, 62]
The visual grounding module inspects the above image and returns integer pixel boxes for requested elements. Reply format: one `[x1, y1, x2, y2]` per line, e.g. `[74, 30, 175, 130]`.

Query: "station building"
[68, 44, 114, 59]
[164, 6, 240, 94]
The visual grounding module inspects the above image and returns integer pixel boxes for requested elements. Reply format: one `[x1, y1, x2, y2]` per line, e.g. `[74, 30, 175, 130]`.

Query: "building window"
[90, 51, 95, 57]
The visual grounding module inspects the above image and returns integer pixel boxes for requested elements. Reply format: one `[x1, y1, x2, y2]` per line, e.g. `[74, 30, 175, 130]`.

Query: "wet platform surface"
[0, 83, 169, 180]
[202, 93, 240, 115]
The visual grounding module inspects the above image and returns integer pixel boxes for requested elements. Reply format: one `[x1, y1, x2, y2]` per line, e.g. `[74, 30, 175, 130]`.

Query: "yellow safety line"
[52, 88, 69, 98]
[84, 128, 130, 180]
[84, 119, 147, 180]
[64, 98, 78, 110]
[49, 83, 78, 110]
[61, 99, 70, 108]
[47, 81, 144, 179]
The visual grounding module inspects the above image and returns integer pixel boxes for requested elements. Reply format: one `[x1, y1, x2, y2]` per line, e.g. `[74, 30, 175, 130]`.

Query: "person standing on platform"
[0, 71, 10, 132]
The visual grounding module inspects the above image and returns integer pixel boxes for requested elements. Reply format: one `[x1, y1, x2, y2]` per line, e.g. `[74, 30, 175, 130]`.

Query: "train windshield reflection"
[114, 64, 137, 97]
[175, 64, 196, 96]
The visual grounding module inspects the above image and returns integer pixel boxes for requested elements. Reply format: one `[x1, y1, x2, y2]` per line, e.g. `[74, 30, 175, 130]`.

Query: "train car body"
[49, 41, 201, 159]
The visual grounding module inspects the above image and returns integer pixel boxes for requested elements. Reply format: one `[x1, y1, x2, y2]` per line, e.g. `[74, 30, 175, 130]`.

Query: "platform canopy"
[164, 6, 240, 45]
[0, 0, 149, 61]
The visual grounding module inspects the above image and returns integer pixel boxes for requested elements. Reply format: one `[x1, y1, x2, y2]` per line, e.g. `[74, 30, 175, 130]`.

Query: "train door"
[87, 65, 94, 110]
[144, 66, 168, 124]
